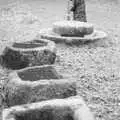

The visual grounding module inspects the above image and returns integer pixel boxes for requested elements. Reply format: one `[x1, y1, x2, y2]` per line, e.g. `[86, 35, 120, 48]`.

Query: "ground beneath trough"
[0, 0, 120, 120]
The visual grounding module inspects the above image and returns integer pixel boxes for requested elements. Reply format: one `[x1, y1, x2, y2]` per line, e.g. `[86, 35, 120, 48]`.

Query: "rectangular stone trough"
[3, 96, 94, 120]
[6, 65, 76, 107]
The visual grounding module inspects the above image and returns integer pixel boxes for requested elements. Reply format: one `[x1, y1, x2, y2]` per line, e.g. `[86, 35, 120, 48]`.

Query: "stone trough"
[0, 39, 56, 70]
[3, 96, 95, 120]
[5, 65, 76, 107]
[40, 20, 107, 45]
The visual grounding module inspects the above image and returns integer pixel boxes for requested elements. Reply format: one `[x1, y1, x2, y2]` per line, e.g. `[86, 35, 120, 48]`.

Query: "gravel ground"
[0, 0, 120, 120]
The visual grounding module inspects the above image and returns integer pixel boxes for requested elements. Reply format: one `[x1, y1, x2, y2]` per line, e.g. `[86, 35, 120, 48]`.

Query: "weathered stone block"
[0, 39, 56, 70]
[53, 21, 94, 37]
[3, 96, 95, 120]
[5, 65, 76, 106]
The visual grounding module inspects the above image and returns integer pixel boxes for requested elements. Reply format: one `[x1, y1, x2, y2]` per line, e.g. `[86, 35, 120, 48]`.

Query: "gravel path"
[0, 0, 120, 120]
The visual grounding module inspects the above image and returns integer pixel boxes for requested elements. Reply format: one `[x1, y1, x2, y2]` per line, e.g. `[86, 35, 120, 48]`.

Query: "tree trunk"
[72, 0, 87, 22]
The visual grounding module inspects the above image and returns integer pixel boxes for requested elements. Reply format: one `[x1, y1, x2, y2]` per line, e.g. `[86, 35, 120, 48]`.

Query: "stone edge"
[39, 28, 107, 44]
[2, 96, 94, 120]
[8, 65, 76, 87]
[4, 38, 56, 54]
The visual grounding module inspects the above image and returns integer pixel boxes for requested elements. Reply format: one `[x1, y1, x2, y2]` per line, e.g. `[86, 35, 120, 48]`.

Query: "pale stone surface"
[40, 28, 107, 44]
[5, 65, 76, 107]
[53, 21, 94, 36]
[3, 96, 95, 120]
[0, 39, 56, 70]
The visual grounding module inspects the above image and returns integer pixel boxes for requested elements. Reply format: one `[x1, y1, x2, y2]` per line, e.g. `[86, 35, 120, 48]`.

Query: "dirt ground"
[0, 0, 120, 120]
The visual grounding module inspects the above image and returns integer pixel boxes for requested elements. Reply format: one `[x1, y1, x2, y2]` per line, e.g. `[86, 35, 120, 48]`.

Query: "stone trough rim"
[3, 96, 94, 120]
[39, 28, 107, 43]
[8, 65, 76, 86]
[7, 39, 56, 53]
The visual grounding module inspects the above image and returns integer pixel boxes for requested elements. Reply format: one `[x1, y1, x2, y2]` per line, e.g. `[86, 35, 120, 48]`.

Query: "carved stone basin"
[6, 65, 76, 106]
[0, 39, 56, 70]
[3, 96, 95, 120]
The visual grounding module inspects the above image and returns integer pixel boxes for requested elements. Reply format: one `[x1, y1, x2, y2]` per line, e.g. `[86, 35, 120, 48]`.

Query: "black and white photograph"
[0, 0, 120, 120]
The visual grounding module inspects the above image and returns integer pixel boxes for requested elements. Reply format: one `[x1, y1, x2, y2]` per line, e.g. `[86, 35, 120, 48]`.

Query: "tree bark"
[71, 0, 87, 22]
